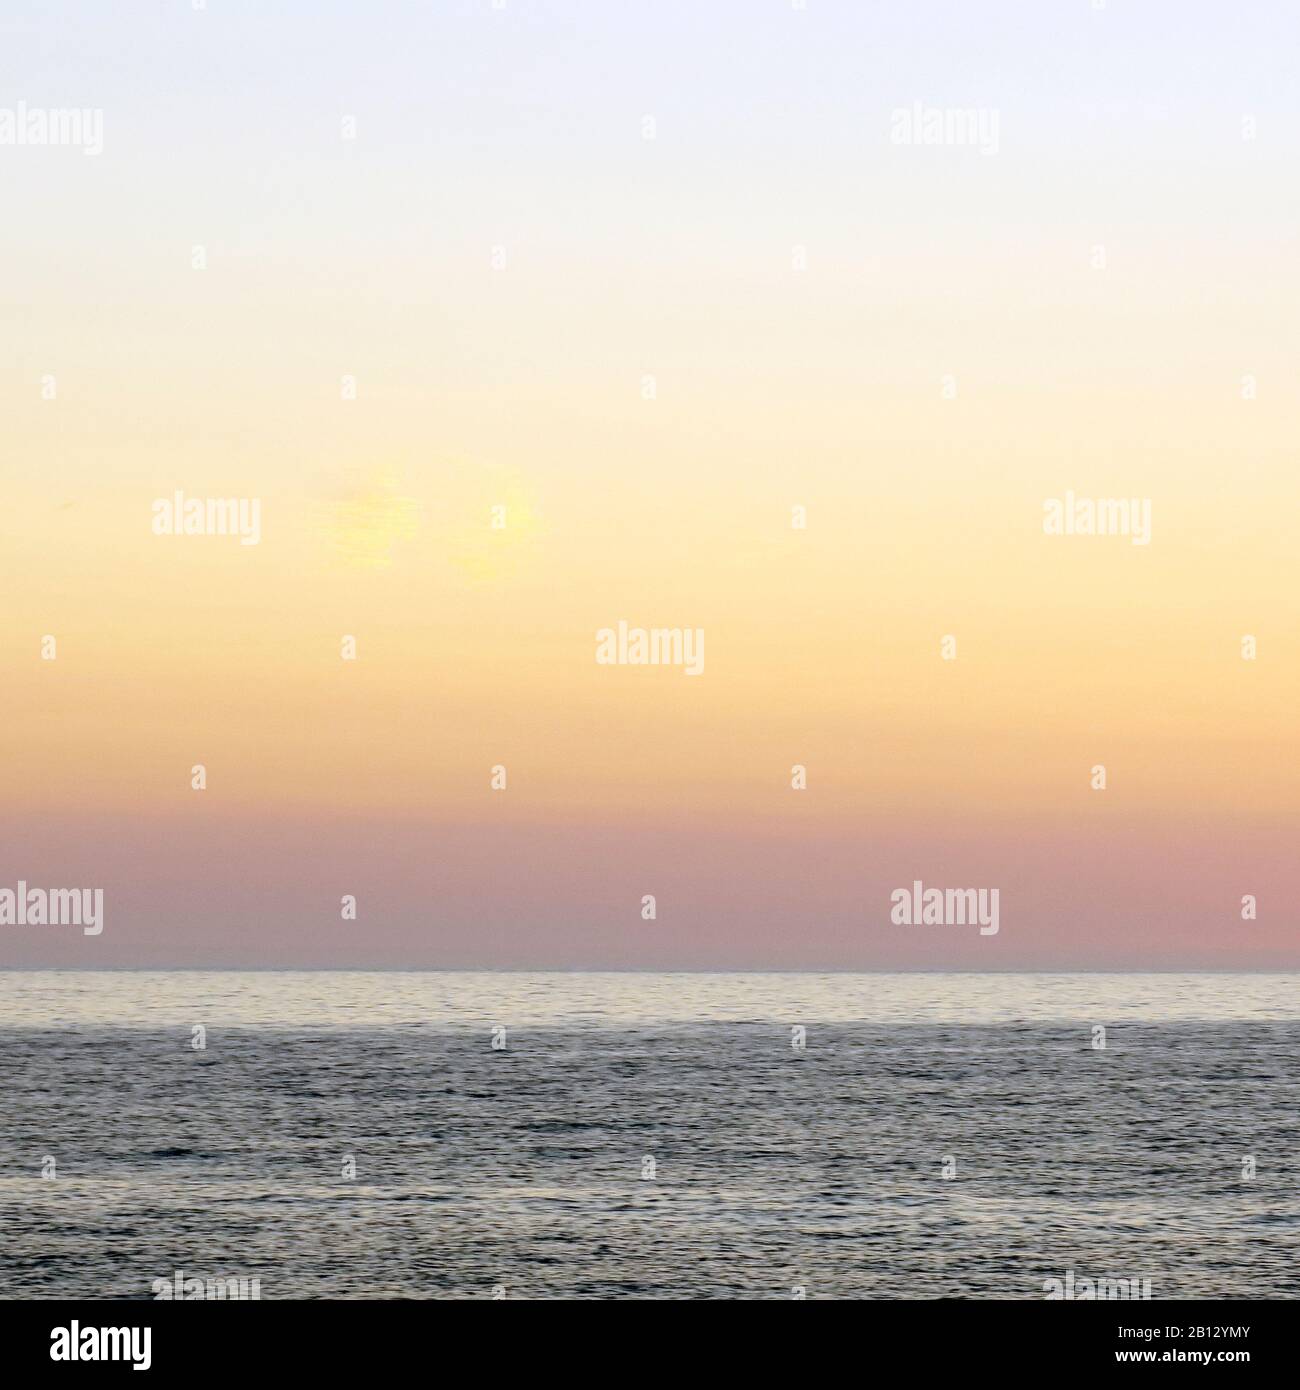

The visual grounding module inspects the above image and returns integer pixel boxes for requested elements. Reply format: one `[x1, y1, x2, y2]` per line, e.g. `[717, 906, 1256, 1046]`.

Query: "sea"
[1, 972, 1296, 1300]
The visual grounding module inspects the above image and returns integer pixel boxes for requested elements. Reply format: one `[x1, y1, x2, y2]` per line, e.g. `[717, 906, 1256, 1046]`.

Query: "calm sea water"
[1, 973, 1296, 1300]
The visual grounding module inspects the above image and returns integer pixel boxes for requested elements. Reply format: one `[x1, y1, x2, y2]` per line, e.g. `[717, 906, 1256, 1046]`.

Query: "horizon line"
[3, 966, 1297, 976]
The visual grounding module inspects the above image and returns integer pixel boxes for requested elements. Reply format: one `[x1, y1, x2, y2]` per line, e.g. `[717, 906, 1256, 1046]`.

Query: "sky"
[1, 1, 1297, 968]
